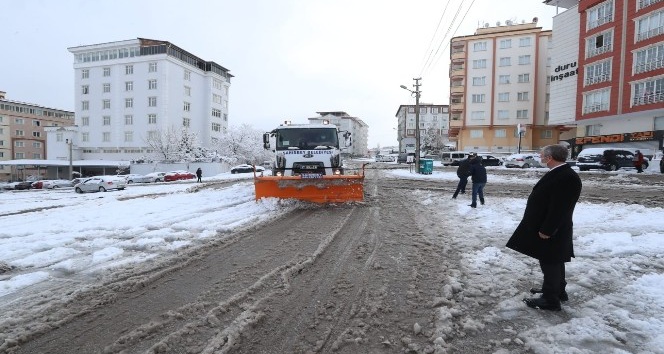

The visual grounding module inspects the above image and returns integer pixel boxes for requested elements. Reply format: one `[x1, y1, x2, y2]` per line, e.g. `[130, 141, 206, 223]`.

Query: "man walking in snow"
[196, 167, 202, 183]
[467, 153, 486, 208]
[452, 154, 473, 199]
[506, 144, 582, 311]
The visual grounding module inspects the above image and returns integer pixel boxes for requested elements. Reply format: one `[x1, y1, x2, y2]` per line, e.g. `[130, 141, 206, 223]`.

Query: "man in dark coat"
[196, 167, 202, 183]
[452, 154, 473, 199]
[468, 153, 487, 208]
[506, 144, 582, 311]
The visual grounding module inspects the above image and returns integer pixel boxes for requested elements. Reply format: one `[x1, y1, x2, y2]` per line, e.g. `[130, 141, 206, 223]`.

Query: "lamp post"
[400, 78, 422, 173]
[65, 138, 73, 180]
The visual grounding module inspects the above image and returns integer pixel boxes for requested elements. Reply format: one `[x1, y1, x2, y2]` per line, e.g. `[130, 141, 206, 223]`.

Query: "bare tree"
[215, 124, 273, 165]
[143, 126, 204, 162]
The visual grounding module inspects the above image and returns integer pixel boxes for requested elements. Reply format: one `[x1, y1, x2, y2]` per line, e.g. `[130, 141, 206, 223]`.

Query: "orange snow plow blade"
[254, 173, 365, 204]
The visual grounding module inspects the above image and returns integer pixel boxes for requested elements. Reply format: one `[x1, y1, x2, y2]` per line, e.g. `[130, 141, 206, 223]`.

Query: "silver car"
[74, 176, 127, 193]
[504, 153, 543, 168]
[42, 179, 74, 189]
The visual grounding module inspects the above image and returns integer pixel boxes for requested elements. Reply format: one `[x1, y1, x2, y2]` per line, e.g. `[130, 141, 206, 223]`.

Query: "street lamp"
[400, 79, 422, 173]
[65, 138, 73, 180]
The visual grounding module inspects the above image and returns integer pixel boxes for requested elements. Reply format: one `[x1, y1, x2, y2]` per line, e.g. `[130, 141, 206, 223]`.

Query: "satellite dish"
[496, 21, 501, 26]
[506, 20, 512, 25]
[484, 23, 489, 28]
[533, 17, 539, 23]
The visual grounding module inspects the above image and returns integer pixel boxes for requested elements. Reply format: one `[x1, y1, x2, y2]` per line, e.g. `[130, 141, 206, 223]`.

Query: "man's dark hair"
[541, 144, 568, 162]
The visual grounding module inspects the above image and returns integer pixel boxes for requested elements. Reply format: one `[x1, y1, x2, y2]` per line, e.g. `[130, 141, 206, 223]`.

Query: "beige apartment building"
[0, 91, 75, 180]
[449, 21, 564, 153]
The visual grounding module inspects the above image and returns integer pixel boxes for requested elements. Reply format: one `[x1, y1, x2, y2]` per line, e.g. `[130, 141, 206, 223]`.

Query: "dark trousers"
[539, 260, 566, 302]
[452, 177, 468, 198]
[197, 176, 202, 182]
[470, 182, 485, 206]
[635, 164, 643, 173]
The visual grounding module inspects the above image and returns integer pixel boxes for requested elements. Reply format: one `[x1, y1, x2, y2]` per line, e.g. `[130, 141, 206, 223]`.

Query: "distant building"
[308, 111, 368, 157]
[394, 104, 450, 153]
[545, 0, 664, 156]
[0, 91, 75, 180]
[63, 38, 233, 161]
[449, 21, 560, 153]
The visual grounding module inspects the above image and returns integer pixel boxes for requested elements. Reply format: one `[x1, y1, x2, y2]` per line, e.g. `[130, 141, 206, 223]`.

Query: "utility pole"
[66, 138, 73, 180]
[413, 78, 422, 173]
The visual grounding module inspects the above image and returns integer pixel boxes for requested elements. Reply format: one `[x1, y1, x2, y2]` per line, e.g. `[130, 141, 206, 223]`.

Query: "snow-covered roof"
[0, 159, 130, 167]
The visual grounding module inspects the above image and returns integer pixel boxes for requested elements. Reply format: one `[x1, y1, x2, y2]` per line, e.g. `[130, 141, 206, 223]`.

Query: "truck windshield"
[275, 128, 339, 150]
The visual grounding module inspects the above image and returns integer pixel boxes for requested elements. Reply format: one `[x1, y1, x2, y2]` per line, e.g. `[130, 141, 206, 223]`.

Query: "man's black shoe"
[468, 204, 476, 208]
[529, 288, 568, 302]
[523, 297, 561, 311]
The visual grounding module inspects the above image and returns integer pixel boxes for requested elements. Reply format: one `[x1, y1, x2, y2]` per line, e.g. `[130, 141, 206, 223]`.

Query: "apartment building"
[394, 104, 450, 153]
[449, 22, 561, 153]
[0, 91, 75, 180]
[63, 38, 232, 161]
[308, 111, 369, 157]
[555, 0, 664, 155]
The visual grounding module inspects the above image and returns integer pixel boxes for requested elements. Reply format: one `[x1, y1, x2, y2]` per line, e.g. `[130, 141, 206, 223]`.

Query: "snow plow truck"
[254, 121, 365, 203]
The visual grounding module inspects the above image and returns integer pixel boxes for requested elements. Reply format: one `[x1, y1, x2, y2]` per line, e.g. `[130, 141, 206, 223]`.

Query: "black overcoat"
[506, 163, 582, 262]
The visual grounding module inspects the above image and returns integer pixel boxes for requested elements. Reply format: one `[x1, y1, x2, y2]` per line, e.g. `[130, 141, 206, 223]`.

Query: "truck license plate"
[301, 173, 323, 179]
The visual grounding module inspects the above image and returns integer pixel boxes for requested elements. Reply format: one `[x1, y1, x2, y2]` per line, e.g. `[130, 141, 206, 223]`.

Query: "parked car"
[441, 152, 471, 166]
[397, 152, 415, 164]
[121, 174, 153, 184]
[230, 164, 266, 174]
[31, 180, 45, 189]
[476, 154, 502, 167]
[504, 153, 542, 168]
[375, 155, 395, 162]
[6, 181, 33, 190]
[163, 170, 196, 181]
[576, 148, 648, 171]
[143, 172, 167, 182]
[43, 179, 74, 189]
[74, 176, 127, 193]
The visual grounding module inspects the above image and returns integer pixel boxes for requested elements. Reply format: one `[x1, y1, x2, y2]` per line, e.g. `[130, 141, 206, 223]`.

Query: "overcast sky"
[2, 0, 561, 148]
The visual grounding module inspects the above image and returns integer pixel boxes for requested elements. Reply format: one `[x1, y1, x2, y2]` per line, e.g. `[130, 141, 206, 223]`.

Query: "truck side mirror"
[263, 133, 270, 150]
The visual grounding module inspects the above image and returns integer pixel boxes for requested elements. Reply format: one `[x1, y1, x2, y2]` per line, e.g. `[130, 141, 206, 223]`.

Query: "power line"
[421, 0, 466, 75]
[429, 0, 478, 72]
[418, 1, 453, 76]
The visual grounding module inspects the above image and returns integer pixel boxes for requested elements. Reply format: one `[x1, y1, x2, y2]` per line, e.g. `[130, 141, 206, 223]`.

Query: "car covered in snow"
[163, 171, 196, 182]
[74, 176, 126, 193]
[504, 153, 543, 168]
[230, 164, 265, 174]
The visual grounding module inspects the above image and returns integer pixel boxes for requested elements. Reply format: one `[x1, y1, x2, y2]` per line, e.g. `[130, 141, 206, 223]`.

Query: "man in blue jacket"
[468, 152, 486, 208]
[506, 144, 582, 311]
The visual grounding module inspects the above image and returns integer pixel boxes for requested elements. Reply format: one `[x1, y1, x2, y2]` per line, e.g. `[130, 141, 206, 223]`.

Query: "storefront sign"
[574, 131, 656, 145]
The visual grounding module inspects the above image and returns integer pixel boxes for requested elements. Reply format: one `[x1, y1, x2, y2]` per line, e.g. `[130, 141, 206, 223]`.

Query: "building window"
[82, 69, 89, 79]
[183, 117, 191, 127]
[82, 101, 89, 111]
[103, 116, 111, 125]
[495, 129, 507, 138]
[125, 81, 133, 91]
[213, 79, 223, 89]
[103, 132, 111, 142]
[517, 110, 529, 119]
[184, 70, 191, 81]
[212, 108, 222, 117]
[470, 129, 483, 138]
[632, 77, 664, 106]
[149, 62, 158, 72]
[584, 89, 611, 113]
[124, 131, 133, 142]
[634, 44, 664, 74]
[587, 0, 614, 30]
[15, 152, 24, 159]
[126, 65, 134, 75]
[497, 110, 510, 119]
[56, 133, 63, 142]
[639, 0, 663, 10]
[184, 102, 191, 112]
[518, 73, 530, 83]
[472, 59, 487, 69]
[431, 107, 440, 114]
[103, 99, 111, 109]
[125, 98, 133, 108]
[33, 141, 41, 148]
[498, 92, 510, 102]
[586, 124, 601, 136]
[637, 9, 664, 42]
[148, 114, 157, 124]
[125, 115, 133, 125]
[148, 131, 158, 139]
[148, 97, 157, 107]
[586, 30, 613, 58]
[213, 94, 222, 104]
[473, 41, 487, 51]
[32, 131, 41, 138]
[15, 141, 24, 147]
[420, 107, 427, 114]
[212, 122, 221, 132]
[15, 118, 24, 124]
[585, 60, 612, 85]
[499, 39, 512, 49]
[517, 92, 530, 101]
[103, 67, 111, 77]
[541, 130, 553, 139]
[82, 85, 89, 94]
[499, 57, 511, 66]
[103, 83, 111, 93]
[519, 37, 532, 47]
[518, 55, 531, 65]
[408, 107, 415, 113]
[470, 111, 485, 120]
[499, 75, 511, 84]
[184, 86, 191, 96]
[472, 76, 486, 86]
[471, 94, 486, 103]
[82, 132, 89, 142]
[148, 79, 157, 90]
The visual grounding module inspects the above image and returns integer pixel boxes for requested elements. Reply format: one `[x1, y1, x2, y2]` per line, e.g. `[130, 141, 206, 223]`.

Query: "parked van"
[441, 152, 470, 166]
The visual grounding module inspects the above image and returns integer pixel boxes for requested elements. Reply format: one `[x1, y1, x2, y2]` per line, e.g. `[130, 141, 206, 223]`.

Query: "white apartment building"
[394, 104, 450, 153]
[308, 111, 369, 157]
[450, 22, 562, 153]
[61, 38, 232, 161]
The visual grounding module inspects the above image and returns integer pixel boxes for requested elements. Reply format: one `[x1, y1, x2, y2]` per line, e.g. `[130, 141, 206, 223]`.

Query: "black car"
[576, 148, 648, 171]
[477, 154, 502, 167]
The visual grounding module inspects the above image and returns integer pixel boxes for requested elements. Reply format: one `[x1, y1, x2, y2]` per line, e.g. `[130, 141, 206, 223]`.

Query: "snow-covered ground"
[1, 167, 663, 353]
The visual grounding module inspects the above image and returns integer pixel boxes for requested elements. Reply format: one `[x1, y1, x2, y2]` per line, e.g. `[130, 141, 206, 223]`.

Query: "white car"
[143, 172, 166, 182]
[74, 176, 127, 193]
[504, 153, 542, 168]
[121, 174, 153, 184]
[375, 155, 395, 162]
[42, 179, 74, 189]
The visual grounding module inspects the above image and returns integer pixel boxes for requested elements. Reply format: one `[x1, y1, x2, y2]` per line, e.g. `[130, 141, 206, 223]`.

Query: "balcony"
[586, 44, 612, 58]
[450, 65, 465, 77]
[583, 103, 609, 114]
[585, 74, 610, 86]
[635, 59, 664, 74]
[587, 14, 613, 30]
[451, 48, 465, 60]
[637, 25, 664, 42]
[633, 91, 664, 106]
[639, 0, 663, 9]
[450, 118, 463, 128]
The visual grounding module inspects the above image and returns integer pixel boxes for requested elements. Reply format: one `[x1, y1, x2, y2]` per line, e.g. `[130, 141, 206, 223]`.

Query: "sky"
[1, 0, 562, 148]
[1, 161, 664, 352]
